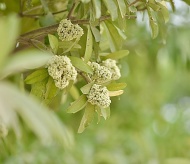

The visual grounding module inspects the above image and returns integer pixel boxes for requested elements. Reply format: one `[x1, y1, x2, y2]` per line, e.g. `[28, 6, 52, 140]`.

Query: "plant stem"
[67, 1, 77, 19]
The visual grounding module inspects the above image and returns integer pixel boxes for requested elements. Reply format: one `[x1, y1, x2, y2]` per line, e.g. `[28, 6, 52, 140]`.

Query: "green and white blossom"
[47, 55, 77, 89]
[88, 62, 112, 84]
[102, 59, 121, 80]
[87, 84, 111, 108]
[57, 19, 84, 41]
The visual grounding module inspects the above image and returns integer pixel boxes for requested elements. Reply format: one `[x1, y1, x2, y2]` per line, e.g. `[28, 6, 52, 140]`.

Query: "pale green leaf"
[148, 2, 161, 11]
[103, 50, 129, 60]
[78, 103, 95, 133]
[31, 79, 47, 99]
[80, 82, 94, 94]
[81, 0, 91, 3]
[150, 19, 159, 39]
[157, 1, 170, 23]
[103, 0, 118, 21]
[25, 68, 49, 84]
[69, 56, 93, 74]
[69, 85, 80, 100]
[59, 41, 81, 49]
[92, 0, 101, 19]
[45, 77, 59, 99]
[101, 106, 110, 120]
[0, 50, 52, 79]
[91, 26, 101, 42]
[115, 0, 126, 18]
[30, 39, 49, 52]
[67, 94, 87, 113]
[107, 82, 127, 91]
[109, 90, 124, 97]
[48, 34, 59, 54]
[84, 25, 93, 62]
[0, 14, 20, 67]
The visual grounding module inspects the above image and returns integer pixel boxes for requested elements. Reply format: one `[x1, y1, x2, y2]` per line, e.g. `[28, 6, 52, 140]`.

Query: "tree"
[0, 0, 190, 163]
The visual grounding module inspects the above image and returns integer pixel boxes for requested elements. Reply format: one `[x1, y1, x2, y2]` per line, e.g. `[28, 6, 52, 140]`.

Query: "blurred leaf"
[45, 76, 59, 99]
[103, 0, 118, 21]
[103, 50, 129, 60]
[78, 102, 95, 133]
[59, 41, 81, 49]
[91, 26, 101, 42]
[39, 12, 56, 27]
[84, 25, 93, 62]
[0, 82, 73, 148]
[30, 39, 49, 52]
[69, 85, 80, 100]
[48, 34, 59, 54]
[148, 2, 160, 11]
[67, 94, 87, 113]
[80, 82, 94, 94]
[92, 0, 101, 19]
[81, 0, 91, 3]
[0, 14, 20, 67]
[165, 158, 190, 164]
[115, 0, 126, 18]
[0, 50, 52, 78]
[107, 82, 127, 91]
[25, 68, 49, 84]
[109, 90, 124, 96]
[157, 1, 170, 23]
[69, 56, 93, 74]
[101, 106, 110, 120]
[182, 0, 190, 5]
[150, 19, 159, 39]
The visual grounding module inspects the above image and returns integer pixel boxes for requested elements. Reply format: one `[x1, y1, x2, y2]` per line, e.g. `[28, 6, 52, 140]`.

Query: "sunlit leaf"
[107, 82, 127, 91]
[150, 19, 159, 39]
[157, 1, 170, 23]
[103, 50, 129, 60]
[25, 68, 49, 84]
[115, 0, 126, 18]
[30, 39, 49, 52]
[103, 0, 118, 21]
[91, 26, 101, 42]
[67, 94, 87, 113]
[92, 0, 101, 19]
[100, 106, 110, 120]
[48, 34, 59, 54]
[69, 85, 80, 100]
[45, 76, 59, 99]
[69, 56, 93, 74]
[109, 90, 124, 96]
[78, 102, 95, 133]
[80, 82, 94, 94]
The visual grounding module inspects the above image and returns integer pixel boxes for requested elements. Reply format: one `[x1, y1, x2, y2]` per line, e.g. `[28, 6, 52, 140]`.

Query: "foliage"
[0, 0, 190, 163]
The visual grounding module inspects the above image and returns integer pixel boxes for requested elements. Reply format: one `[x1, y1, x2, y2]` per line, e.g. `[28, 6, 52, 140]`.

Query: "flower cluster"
[102, 59, 121, 80]
[88, 62, 112, 84]
[57, 19, 84, 41]
[47, 55, 77, 89]
[87, 84, 111, 108]
[0, 122, 8, 138]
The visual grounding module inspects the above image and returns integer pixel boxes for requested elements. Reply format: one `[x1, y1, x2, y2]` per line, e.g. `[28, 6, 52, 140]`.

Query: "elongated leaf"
[103, 0, 118, 21]
[103, 50, 129, 60]
[157, 1, 169, 23]
[25, 68, 49, 84]
[48, 34, 59, 54]
[115, 0, 126, 18]
[45, 77, 59, 99]
[80, 82, 94, 94]
[81, 0, 91, 3]
[67, 94, 87, 113]
[107, 82, 127, 91]
[150, 19, 159, 39]
[31, 39, 49, 52]
[69, 56, 93, 74]
[84, 26, 93, 62]
[78, 103, 95, 133]
[69, 85, 80, 100]
[0, 50, 52, 79]
[91, 26, 101, 42]
[109, 90, 124, 96]
[101, 107, 110, 120]
[0, 14, 20, 68]
[148, 2, 160, 11]
[92, 0, 101, 19]
[59, 41, 81, 49]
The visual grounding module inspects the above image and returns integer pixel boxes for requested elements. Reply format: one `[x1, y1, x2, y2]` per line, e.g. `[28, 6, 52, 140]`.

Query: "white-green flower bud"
[88, 62, 112, 84]
[47, 55, 77, 89]
[0, 122, 8, 138]
[57, 19, 84, 41]
[102, 59, 121, 80]
[87, 84, 111, 108]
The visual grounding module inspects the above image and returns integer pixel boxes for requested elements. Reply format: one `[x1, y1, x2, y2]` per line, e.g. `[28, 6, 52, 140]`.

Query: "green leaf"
[39, 12, 56, 27]
[84, 25, 93, 62]
[92, 0, 101, 19]
[69, 85, 80, 100]
[157, 1, 170, 23]
[25, 68, 49, 84]
[115, 0, 126, 18]
[91, 26, 101, 42]
[30, 39, 49, 52]
[80, 82, 94, 94]
[67, 94, 87, 113]
[59, 41, 81, 49]
[0, 14, 20, 68]
[107, 82, 127, 91]
[103, 0, 118, 21]
[45, 76, 59, 99]
[81, 0, 91, 3]
[101, 106, 110, 120]
[109, 90, 124, 97]
[150, 19, 159, 39]
[148, 2, 161, 11]
[78, 103, 95, 133]
[69, 56, 93, 74]
[48, 34, 59, 54]
[0, 50, 52, 79]
[103, 50, 129, 60]
[182, 0, 190, 5]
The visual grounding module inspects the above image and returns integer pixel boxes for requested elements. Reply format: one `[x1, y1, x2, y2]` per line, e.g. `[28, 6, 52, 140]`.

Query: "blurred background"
[0, 0, 190, 164]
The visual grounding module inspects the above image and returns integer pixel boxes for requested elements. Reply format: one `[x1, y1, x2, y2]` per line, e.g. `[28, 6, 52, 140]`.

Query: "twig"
[128, 0, 140, 7]
[19, 0, 24, 15]
[67, 1, 77, 19]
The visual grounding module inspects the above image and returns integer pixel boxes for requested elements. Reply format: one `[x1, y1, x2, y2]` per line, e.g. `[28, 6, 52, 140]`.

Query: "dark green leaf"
[25, 68, 49, 84]
[67, 94, 87, 113]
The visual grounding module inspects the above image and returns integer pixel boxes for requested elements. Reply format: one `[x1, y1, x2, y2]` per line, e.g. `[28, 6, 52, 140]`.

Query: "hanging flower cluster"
[47, 55, 77, 89]
[87, 84, 111, 108]
[88, 59, 121, 84]
[57, 19, 84, 41]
